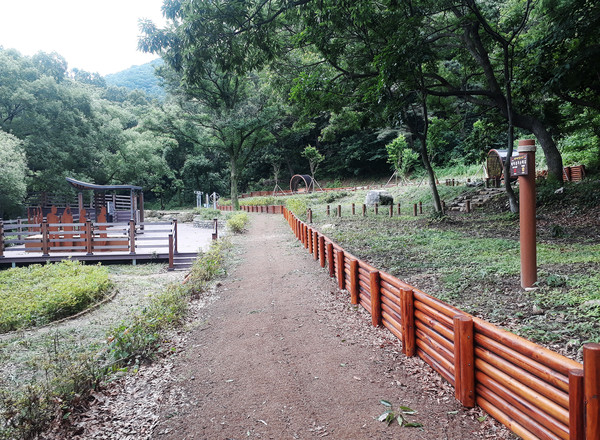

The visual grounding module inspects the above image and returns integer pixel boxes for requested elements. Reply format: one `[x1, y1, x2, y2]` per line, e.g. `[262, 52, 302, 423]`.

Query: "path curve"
[153, 214, 507, 439]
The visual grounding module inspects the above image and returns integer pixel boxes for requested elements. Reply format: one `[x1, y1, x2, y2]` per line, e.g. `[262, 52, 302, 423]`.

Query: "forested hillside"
[104, 59, 166, 100]
[1, 0, 599, 217]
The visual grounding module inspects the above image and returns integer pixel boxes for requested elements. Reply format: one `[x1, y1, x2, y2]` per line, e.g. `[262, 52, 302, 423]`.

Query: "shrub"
[286, 197, 308, 220]
[0, 261, 112, 333]
[226, 212, 250, 233]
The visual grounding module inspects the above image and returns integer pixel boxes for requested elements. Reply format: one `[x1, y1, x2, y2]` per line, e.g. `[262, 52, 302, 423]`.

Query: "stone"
[365, 190, 394, 206]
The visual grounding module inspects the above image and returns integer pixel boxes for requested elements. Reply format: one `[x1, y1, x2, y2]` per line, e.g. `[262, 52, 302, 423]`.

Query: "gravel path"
[149, 214, 511, 439]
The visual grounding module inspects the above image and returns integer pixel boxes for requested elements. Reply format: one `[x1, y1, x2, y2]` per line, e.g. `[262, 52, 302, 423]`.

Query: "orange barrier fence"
[282, 207, 599, 440]
[217, 205, 285, 213]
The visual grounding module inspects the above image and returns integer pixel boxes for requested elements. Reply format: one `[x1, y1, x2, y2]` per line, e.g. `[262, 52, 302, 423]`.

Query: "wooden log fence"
[282, 206, 599, 440]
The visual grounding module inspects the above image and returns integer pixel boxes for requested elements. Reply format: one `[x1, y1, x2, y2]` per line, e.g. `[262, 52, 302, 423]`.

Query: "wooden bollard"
[453, 315, 475, 407]
[350, 260, 359, 305]
[0, 221, 4, 258]
[584, 343, 600, 439]
[370, 271, 382, 327]
[362, 204, 366, 216]
[419, 201, 423, 214]
[307, 226, 312, 250]
[41, 219, 50, 256]
[352, 203, 355, 215]
[413, 204, 418, 216]
[466, 200, 471, 213]
[401, 288, 416, 357]
[327, 205, 330, 216]
[338, 204, 342, 217]
[374, 203, 378, 215]
[569, 369, 584, 440]
[327, 243, 335, 277]
[397, 203, 401, 215]
[86, 219, 94, 255]
[313, 231, 319, 260]
[319, 236, 326, 268]
[307, 208, 313, 223]
[336, 250, 345, 290]
[389, 204, 393, 217]
[168, 234, 174, 271]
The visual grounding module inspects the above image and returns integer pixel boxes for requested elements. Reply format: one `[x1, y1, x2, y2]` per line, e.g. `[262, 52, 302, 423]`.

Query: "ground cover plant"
[0, 239, 232, 439]
[282, 177, 600, 362]
[0, 260, 112, 333]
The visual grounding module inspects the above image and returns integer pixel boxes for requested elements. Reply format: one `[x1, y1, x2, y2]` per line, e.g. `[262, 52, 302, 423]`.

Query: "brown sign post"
[514, 139, 537, 288]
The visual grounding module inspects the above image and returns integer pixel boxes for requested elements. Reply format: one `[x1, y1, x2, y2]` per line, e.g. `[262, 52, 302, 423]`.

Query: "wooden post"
[85, 219, 93, 255]
[350, 259, 359, 305]
[0, 221, 4, 258]
[569, 369, 584, 440]
[362, 204, 366, 216]
[419, 201, 423, 214]
[413, 204, 418, 216]
[41, 219, 50, 256]
[401, 288, 416, 357]
[307, 227, 313, 252]
[453, 315, 475, 407]
[308, 208, 312, 223]
[397, 203, 401, 215]
[370, 270, 381, 327]
[212, 217, 218, 241]
[129, 219, 136, 254]
[465, 200, 471, 213]
[336, 250, 345, 290]
[313, 230, 319, 260]
[584, 343, 600, 440]
[168, 234, 174, 271]
[327, 243, 335, 277]
[389, 205, 393, 217]
[327, 205, 330, 216]
[319, 236, 326, 268]
[174, 218, 179, 252]
[374, 203, 378, 215]
[352, 203, 355, 215]
[17, 217, 22, 241]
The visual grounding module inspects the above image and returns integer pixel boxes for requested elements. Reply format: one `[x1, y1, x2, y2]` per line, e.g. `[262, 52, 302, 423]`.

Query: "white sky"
[0, 0, 167, 76]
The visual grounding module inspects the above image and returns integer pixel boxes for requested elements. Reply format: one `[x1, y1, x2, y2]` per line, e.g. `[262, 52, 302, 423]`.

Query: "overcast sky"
[0, 0, 167, 76]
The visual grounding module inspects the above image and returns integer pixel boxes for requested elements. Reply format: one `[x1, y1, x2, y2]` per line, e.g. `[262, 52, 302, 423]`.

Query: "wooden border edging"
[281, 209, 598, 440]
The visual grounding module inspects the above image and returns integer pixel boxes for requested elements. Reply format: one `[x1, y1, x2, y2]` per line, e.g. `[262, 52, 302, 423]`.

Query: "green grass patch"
[226, 212, 250, 233]
[0, 261, 112, 333]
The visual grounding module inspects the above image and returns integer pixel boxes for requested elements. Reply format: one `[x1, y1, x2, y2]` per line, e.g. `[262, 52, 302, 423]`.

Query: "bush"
[0, 261, 112, 333]
[286, 197, 308, 220]
[226, 212, 250, 233]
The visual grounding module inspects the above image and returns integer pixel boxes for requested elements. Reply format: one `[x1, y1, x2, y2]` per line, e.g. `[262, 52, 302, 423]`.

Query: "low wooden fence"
[283, 207, 599, 440]
[217, 204, 285, 213]
[0, 219, 180, 270]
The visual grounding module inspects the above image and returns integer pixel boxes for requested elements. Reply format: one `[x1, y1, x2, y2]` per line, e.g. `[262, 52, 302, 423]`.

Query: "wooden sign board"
[510, 154, 528, 177]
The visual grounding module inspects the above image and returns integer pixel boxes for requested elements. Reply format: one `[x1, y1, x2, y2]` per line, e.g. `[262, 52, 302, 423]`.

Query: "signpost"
[516, 140, 537, 288]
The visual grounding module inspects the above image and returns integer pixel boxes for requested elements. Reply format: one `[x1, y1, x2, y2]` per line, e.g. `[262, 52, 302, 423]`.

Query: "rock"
[466, 180, 484, 187]
[532, 304, 544, 315]
[321, 224, 335, 230]
[365, 190, 394, 206]
[554, 187, 564, 194]
[582, 299, 600, 307]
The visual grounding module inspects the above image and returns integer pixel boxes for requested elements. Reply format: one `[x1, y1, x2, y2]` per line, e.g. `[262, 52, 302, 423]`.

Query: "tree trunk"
[230, 158, 240, 210]
[419, 137, 443, 214]
[518, 115, 563, 183]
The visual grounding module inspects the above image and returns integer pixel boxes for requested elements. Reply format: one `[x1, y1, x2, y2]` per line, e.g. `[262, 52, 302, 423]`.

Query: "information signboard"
[510, 154, 528, 177]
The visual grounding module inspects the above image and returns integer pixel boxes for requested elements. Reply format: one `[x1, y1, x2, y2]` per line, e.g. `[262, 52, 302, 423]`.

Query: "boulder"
[365, 190, 394, 206]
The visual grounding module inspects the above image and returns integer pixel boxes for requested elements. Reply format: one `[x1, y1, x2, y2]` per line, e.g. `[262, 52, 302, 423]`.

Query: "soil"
[59, 214, 513, 439]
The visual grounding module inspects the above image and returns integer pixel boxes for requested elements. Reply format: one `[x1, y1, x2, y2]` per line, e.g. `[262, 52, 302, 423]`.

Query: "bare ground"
[62, 214, 514, 439]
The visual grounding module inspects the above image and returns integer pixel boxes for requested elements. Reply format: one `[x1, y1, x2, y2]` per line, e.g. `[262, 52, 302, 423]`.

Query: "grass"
[271, 174, 600, 359]
[0, 239, 232, 439]
[0, 260, 112, 333]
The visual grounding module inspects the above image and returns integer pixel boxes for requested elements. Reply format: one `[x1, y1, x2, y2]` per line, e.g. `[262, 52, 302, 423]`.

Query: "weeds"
[226, 212, 250, 233]
[0, 240, 231, 439]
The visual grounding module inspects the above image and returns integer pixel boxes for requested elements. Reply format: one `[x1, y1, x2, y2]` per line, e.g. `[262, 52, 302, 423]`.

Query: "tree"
[0, 131, 27, 218]
[301, 144, 324, 189]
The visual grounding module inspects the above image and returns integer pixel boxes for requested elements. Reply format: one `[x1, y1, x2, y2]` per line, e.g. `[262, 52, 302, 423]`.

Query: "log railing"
[283, 207, 599, 440]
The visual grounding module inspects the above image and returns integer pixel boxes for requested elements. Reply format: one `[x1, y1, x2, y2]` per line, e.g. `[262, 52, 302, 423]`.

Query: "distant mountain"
[104, 59, 165, 100]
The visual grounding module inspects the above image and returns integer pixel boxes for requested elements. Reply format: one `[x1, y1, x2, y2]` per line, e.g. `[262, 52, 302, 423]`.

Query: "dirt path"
[151, 214, 510, 440]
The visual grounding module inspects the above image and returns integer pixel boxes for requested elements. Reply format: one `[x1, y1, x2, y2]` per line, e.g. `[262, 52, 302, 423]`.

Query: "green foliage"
[192, 208, 223, 219]
[0, 131, 27, 218]
[226, 212, 250, 234]
[302, 144, 325, 178]
[0, 261, 112, 333]
[285, 197, 309, 220]
[386, 134, 419, 177]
